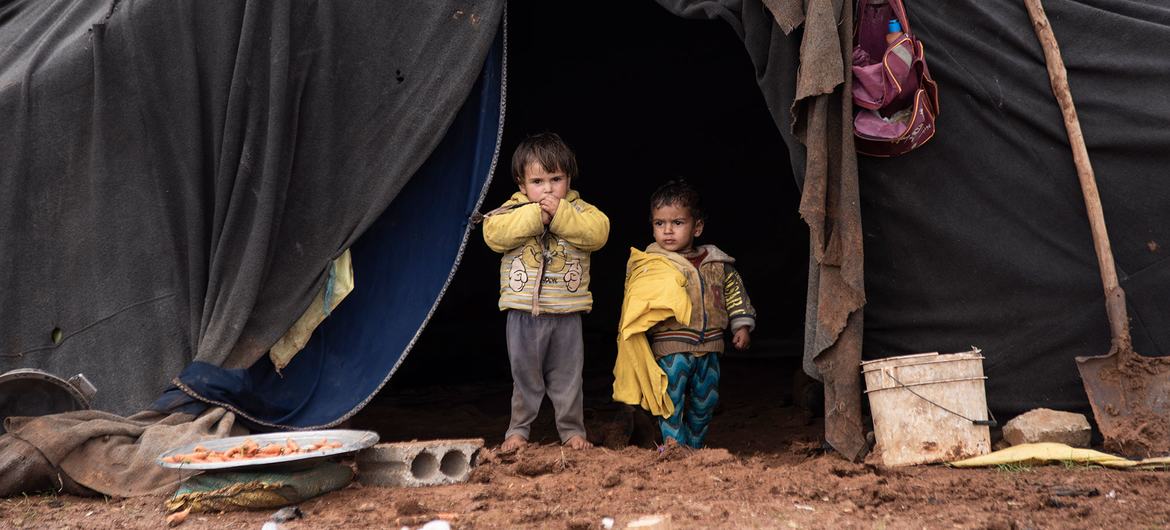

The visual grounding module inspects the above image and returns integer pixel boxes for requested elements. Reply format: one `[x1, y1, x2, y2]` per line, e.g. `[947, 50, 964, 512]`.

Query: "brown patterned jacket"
[644, 243, 756, 358]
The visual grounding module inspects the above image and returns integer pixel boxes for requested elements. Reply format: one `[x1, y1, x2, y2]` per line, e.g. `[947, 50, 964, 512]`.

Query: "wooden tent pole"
[1023, 0, 1129, 343]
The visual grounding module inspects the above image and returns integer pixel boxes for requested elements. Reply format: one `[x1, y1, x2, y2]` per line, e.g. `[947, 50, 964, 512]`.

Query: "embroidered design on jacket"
[508, 256, 528, 292]
[564, 260, 582, 292]
[520, 235, 570, 273]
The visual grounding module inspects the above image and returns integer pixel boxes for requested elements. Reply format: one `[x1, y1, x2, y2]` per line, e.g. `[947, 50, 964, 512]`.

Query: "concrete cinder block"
[1002, 408, 1091, 448]
[356, 438, 484, 487]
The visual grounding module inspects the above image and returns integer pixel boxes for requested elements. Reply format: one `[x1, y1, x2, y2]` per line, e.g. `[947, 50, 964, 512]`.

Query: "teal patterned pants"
[656, 352, 720, 448]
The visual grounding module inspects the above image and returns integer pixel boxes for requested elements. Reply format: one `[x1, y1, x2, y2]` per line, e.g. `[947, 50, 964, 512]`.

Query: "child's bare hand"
[539, 195, 560, 219]
[540, 209, 552, 225]
[732, 327, 751, 350]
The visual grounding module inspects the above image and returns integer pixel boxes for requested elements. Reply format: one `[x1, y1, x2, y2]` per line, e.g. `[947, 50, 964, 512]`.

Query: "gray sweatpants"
[505, 310, 586, 443]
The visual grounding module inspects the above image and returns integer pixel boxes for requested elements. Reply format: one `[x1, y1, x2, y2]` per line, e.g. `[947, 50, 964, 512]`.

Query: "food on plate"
[161, 438, 344, 464]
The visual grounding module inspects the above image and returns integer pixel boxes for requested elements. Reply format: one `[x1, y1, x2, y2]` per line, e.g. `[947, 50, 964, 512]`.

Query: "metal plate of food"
[157, 429, 379, 471]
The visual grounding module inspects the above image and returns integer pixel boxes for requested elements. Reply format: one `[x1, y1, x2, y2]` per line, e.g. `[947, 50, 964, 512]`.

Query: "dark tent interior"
[351, 1, 814, 445]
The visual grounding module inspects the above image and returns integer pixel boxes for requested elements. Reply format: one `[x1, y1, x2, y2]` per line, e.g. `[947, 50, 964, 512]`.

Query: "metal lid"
[0, 369, 96, 435]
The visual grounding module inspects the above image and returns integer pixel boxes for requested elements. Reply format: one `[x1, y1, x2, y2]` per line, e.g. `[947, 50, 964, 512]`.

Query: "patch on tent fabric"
[165, 462, 353, 513]
[269, 250, 355, 371]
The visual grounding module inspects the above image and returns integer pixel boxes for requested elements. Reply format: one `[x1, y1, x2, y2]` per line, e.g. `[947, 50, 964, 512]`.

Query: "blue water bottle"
[886, 19, 904, 44]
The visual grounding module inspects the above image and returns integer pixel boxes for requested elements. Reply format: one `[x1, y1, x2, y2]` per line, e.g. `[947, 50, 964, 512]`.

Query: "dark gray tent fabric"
[0, 0, 504, 414]
[659, 0, 1170, 418]
[858, 0, 1170, 416]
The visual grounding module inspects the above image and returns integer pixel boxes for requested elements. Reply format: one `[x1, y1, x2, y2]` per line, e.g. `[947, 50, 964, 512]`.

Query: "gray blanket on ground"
[0, 408, 241, 497]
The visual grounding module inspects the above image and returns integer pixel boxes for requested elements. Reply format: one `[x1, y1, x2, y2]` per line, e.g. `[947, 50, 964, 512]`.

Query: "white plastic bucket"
[861, 350, 992, 466]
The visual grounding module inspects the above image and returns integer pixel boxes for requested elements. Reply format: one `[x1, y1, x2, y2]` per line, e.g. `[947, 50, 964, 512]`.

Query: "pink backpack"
[852, 0, 939, 157]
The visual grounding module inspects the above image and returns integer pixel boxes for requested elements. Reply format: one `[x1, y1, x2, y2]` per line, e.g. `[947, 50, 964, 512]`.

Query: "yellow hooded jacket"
[482, 190, 609, 314]
[612, 248, 694, 418]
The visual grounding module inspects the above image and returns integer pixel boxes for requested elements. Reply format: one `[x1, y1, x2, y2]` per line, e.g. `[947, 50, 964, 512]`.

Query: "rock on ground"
[1002, 408, 1091, 447]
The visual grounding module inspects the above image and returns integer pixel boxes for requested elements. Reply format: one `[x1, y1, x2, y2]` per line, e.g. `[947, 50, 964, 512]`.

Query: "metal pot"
[0, 369, 97, 434]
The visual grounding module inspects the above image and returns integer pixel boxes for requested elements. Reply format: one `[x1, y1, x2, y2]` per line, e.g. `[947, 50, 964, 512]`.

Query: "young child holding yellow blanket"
[613, 180, 755, 448]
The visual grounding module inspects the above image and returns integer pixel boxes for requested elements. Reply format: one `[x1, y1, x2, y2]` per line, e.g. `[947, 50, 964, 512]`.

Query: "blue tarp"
[160, 35, 505, 430]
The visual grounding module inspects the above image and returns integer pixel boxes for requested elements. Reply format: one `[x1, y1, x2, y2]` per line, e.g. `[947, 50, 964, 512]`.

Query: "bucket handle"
[885, 370, 998, 427]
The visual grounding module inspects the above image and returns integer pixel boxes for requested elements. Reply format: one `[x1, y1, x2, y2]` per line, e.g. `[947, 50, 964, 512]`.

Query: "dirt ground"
[3, 357, 1169, 529]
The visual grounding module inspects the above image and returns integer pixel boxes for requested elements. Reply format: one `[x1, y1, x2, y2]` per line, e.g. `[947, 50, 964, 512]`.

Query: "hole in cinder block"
[440, 450, 468, 478]
[410, 451, 439, 480]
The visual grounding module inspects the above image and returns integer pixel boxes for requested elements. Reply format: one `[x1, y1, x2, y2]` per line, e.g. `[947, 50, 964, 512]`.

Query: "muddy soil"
[3, 357, 1168, 529]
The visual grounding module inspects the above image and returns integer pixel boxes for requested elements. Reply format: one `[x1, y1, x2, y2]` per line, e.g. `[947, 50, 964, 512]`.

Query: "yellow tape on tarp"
[949, 442, 1170, 469]
[269, 250, 355, 371]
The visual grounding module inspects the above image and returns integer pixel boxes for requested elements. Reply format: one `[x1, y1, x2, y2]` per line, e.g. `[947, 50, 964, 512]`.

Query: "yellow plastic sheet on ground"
[949, 442, 1170, 470]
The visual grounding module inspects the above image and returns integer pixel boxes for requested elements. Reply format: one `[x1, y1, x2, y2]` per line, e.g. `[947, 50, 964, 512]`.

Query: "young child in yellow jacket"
[615, 180, 755, 448]
[483, 133, 609, 451]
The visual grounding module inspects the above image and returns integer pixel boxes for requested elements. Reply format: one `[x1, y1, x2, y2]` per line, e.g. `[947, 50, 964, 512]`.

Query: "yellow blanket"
[612, 248, 692, 418]
[949, 442, 1170, 469]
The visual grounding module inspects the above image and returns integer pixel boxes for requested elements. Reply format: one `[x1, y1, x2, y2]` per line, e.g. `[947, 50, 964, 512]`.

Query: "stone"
[356, 438, 484, 487]
[1002, 409, 1091, 448]
[626, 514, 672, 530]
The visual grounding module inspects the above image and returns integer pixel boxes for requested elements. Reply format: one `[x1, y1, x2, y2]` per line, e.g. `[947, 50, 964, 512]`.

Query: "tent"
[1, 0, 506, 429]
[659, 0, 1170, 458]
[3, 0, 1169, 466]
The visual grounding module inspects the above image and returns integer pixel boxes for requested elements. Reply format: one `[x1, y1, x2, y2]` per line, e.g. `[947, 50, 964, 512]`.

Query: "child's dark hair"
[511, 132, 579, 185]
[650, 179, 706, 221]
